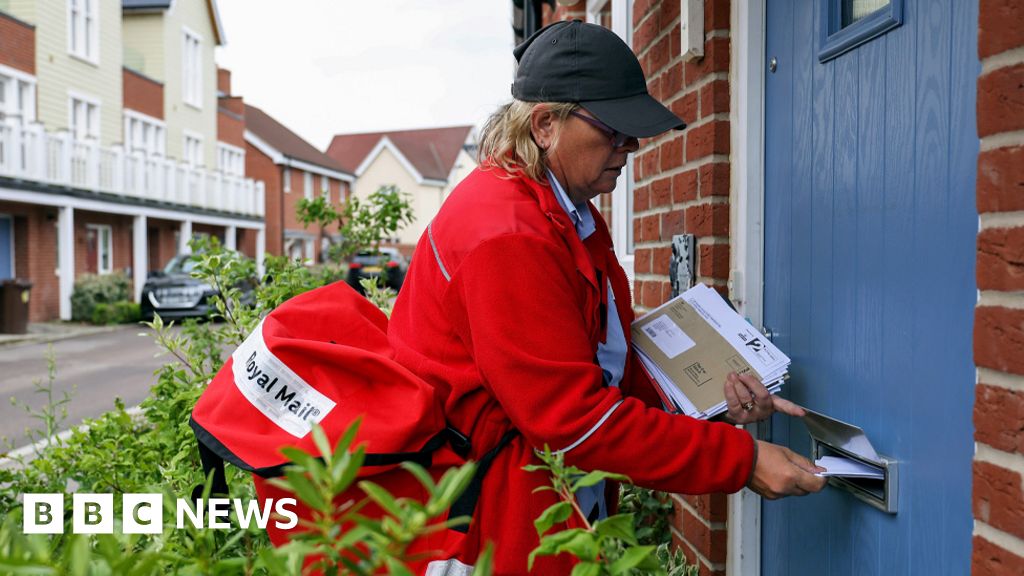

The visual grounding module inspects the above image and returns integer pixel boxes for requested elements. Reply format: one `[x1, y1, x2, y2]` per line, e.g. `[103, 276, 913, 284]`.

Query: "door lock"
[769, 56, 778, 73]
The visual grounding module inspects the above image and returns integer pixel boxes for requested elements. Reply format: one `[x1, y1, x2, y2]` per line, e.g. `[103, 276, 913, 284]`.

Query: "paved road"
[0, 326, 181, 451]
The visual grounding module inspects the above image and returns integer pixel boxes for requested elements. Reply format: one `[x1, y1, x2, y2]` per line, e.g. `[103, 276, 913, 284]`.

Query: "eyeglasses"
[569, 111, 633, 149]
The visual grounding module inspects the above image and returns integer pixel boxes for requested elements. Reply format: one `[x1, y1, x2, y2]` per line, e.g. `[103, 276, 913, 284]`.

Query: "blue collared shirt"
[547, 171, 627, 521]
[547, 171, 627, 388]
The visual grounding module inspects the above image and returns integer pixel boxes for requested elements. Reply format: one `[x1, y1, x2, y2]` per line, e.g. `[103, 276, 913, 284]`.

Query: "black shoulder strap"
[446, 429, 519, 533]
[191, 438, 231, 501]
[190, 422, 480, 505]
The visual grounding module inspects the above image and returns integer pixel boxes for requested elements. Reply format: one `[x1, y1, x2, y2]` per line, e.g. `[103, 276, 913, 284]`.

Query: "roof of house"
[244, 104, 351, 176]
[122, 0, 226, 45]
[326, 125, 474, 183]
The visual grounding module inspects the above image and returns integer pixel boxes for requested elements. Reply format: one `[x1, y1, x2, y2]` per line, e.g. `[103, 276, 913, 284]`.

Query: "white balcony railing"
[0, 121, 265, 218]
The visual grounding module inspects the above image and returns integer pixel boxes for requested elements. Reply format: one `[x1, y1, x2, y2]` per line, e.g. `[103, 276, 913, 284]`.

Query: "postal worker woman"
[388, 20, 826, 575]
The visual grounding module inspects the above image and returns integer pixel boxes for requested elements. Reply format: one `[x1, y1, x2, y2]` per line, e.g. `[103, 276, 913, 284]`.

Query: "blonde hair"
[477, 100, 578, 182]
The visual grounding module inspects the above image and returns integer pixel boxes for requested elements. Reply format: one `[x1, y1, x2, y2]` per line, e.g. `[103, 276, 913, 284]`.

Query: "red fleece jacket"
[387, 166, 755, 575]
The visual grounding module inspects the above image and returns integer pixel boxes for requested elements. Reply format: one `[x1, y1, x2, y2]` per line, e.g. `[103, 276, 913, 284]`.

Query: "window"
[69, 94, 99, 140]
[87, 224, 113, 274]
[217, 143, 245, 176]
[0, 68, 36, 125]
[819, 0, 902, 62]
[842, 0, 889, 25]
[182, 29, 203, 108]
[183, 132, 203, 167]
[123, 112, 165, 156]
[284, 237, 314, 264]
[283, 167, 291, 192]
[68, 0, 98, 63]
[320, 176, 330, 200]
[304, 172, 313, 200]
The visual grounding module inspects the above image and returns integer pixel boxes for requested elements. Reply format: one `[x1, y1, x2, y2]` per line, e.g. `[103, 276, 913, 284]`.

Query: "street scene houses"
[243, 103, 352, 266]
[326, 125, 476, 254]
[0, 0, 263, 322]
[2, 0, 1023, 573]
[0, 1, 473, 325]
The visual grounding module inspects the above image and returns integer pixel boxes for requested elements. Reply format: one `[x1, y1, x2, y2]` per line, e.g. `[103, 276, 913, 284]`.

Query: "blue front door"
[762, 0, 978, 573]
[0, 216, 12, 280]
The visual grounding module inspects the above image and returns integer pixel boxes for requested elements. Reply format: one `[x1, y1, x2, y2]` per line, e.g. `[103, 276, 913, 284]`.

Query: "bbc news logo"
[22, 493, 298, 534]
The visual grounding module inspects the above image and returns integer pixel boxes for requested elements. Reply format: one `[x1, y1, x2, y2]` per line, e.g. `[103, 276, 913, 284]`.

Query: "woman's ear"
[530, 105, 557, 151]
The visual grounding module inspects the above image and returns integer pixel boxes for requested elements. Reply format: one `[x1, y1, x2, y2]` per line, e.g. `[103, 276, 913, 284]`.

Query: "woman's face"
[537, 108, 640, 205]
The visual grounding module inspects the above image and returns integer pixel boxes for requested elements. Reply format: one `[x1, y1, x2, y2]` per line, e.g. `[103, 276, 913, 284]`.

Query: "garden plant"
[0, 187, 690, 574]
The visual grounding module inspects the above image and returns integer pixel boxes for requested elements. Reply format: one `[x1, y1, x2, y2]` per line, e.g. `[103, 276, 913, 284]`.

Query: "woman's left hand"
[722, 372, 806, 424]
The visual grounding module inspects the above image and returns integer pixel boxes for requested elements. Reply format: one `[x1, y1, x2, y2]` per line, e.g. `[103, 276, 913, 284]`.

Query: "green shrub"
[70, 273, 131, 322]
[112, 300, 141, 323]
[88, 300, 141, 325]
[89, 302, 114, 325]
[0, 195, 697, 574]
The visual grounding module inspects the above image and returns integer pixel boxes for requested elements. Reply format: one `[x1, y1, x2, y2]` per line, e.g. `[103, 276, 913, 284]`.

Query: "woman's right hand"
[747, 440, 828, 499]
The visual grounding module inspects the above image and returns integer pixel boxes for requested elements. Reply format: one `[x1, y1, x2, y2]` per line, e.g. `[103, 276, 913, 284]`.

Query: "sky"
[215, 0, 517, 150]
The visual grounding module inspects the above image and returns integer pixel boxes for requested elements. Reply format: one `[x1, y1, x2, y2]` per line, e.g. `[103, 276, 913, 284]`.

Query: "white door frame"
[727, 0, 767, 574]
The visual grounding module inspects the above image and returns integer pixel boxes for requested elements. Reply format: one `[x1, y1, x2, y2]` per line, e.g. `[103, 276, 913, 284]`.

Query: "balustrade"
[0, 121, 263, 217]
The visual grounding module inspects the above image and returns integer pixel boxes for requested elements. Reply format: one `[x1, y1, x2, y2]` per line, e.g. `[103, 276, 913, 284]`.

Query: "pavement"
[0, 321, 123, 347]
[0, 321, 178, 459]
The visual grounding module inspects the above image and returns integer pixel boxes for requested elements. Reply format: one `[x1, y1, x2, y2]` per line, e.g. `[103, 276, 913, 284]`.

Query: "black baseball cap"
[511, 20, 686, 138]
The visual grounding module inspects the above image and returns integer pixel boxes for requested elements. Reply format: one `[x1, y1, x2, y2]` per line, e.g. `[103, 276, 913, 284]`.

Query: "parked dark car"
[346, 247, 408, 294]
[140, 254, 255, 321]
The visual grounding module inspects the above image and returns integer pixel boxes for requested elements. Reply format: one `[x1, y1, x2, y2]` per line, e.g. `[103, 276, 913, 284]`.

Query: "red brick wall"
[236, 228, 257, 259]
[973, 0, 1024, 572]
[74, 213, 134, 280]
[217, 68, 232, 95]
[217, 96, 246, 148]
[545, 2, 733, 573]
[0, 12, 34, 75]
[0, 202, 58, 321]
[549, 2, 586, 20]
[122, 68, 164, 120]
[220, 95, 244, 117]
[147, 219, 180, 271]
[279, 170, 347, 265]
[633, 2, 732, 570]
[282, 170, 307, 232]
[246, 143, 283, 256]
[192, 223, 225, 242]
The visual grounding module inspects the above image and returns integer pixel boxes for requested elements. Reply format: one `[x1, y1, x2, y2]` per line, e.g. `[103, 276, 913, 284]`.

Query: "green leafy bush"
[113, 300, 141, 323]
[619, 485, 674, 546]
[89, 302, 113, 325]
[525, 449, 697, 576]
[70, 273, 131, 322]
[296, 184, 414, 264]
[0, 189, 690, 574]
[0, 235, 482, 574]
[88, 300, 141, 325]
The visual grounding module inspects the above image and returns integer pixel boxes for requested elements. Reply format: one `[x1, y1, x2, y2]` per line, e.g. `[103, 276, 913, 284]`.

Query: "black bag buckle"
[446, 426, 472, 459]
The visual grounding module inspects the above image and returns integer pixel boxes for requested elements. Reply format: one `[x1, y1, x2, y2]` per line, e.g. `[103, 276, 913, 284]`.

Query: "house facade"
[0, 0, 263, 322]
[529, 1, 1021, 574]
[326, 125, 476, 254]
[244, 103, 352, 265]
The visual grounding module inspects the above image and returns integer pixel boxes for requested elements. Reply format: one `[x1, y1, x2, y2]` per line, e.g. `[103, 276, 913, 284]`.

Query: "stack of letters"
[631, 284, 790, 419]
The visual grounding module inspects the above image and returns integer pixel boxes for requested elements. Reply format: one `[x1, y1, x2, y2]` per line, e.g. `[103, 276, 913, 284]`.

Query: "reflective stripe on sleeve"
[424, 558, 474, 576]
[427, 221, 451, 282]
[553, 399, 624, 455]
